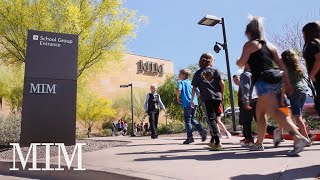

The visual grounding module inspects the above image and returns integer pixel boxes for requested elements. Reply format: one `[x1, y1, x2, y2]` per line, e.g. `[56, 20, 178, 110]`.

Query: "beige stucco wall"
[88, 53, 174, 125]
[0, 53, 175, 128]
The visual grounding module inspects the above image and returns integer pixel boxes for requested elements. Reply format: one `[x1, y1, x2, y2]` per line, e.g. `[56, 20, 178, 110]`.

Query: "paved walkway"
[0, 135, 319, 180]
[80, 135, 320, 180]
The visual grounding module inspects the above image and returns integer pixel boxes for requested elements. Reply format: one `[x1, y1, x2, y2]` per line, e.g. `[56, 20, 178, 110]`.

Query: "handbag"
[260, 69, 283, 84]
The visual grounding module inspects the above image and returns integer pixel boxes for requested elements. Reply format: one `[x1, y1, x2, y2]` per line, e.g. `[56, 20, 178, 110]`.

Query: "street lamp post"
[198, 15, 237, 133]
[120, 83, 135, 137]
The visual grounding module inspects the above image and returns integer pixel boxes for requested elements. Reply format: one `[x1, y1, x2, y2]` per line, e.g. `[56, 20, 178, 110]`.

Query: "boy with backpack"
[191, 52, 224, 151]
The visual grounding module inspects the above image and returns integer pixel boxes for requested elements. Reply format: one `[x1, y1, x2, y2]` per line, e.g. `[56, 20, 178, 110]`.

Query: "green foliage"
[305, 117, 320, 130]
[157, 76, 183, 121]
[222, 80, 238, 109]
[76, 129, 87, 139]
[0, 0, 144, 78]
[77, 92, 116, 137]
[98, 129, 113, 137]
[158, 120, 185, 135]
[185, 63, 199, 79]
[113, 89, 148, 124]
[0, 115, 21, 145]
[0, 65, 24, 112]
[0, 0, 146, 112]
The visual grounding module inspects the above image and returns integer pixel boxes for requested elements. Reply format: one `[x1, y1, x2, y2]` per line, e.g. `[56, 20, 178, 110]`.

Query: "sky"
[124, 0, 320, 76]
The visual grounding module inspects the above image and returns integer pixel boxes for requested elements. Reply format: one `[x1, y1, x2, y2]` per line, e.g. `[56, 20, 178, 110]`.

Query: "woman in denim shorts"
[282, 50, 311, 142]
[236, 16, 309, 155]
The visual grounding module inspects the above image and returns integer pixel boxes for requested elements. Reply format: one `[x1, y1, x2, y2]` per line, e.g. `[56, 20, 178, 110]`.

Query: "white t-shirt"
[123, 123, 128, 130]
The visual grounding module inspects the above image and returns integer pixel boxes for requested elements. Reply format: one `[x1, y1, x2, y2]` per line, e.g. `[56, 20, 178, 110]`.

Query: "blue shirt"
[178, 79, 198, 107]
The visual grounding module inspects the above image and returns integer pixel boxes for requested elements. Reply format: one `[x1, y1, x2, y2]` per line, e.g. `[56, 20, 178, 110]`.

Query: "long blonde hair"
[245, 16, 266, 41]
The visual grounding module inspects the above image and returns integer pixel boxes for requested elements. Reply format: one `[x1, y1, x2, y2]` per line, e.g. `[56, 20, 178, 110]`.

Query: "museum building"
[0, 53, 174, 123]
[87, 53, 174, 124]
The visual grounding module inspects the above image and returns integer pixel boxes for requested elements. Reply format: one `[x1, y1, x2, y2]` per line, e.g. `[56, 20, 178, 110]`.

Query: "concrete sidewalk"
[79, 135, 320, 180]
[1, 136, 319, 180]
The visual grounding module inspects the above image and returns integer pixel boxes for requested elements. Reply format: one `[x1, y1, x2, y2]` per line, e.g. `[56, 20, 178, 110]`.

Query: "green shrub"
[305, 117, 320, 130]
[101, 121, 112, 130]
[76, 129, 87, 139]
[158, 121, 185, 134]
[169, 121, 185, 134]
[158, 124, 172, 134]
[98, 129, 113, 137]
[0, 115, 21, 145]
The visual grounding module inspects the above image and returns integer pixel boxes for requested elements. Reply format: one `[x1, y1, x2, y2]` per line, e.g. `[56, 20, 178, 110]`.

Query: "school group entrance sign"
[20, 30, 78, 146]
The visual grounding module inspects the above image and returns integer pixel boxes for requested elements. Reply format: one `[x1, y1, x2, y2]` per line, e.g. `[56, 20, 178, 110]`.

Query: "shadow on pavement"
[230, 165, 320, 180]
[132, 149, 317, 162]
[116, 146, 252, 156]
[127, 143, 182, 147]
[0, 161, 144, 180]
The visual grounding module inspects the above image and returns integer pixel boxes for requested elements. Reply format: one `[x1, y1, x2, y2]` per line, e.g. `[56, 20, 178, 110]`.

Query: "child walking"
[176, 69, 207, 144]
[144, 84, 166, 139]
[191, 52, 224, 151]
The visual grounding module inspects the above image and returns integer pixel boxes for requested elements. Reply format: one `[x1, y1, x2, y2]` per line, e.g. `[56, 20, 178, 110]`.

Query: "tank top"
[247, 40, 276, 82]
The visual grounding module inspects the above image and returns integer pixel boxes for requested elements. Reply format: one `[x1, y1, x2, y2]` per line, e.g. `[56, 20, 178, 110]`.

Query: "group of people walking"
[143, 17, 319, 156]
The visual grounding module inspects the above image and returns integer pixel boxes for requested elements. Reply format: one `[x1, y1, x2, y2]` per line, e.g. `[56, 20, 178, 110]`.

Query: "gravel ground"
[0, 139, 130, 160]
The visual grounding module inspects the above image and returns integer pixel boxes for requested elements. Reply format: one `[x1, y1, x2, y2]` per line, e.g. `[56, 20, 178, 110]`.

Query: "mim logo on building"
[137, 60, 164, 74]
[10, 143, 86, 171]
[29, 83, 57, 94]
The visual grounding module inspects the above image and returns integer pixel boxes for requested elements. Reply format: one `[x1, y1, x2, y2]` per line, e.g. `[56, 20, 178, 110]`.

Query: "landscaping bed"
[0, 139, 129, 160]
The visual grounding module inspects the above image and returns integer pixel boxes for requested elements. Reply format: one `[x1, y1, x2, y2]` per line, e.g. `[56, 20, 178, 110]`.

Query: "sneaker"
[209, 143, 223, 151]
[249, 143, 264, 151]
[241, 139, 254, 147]
[199, 130, 207, 142]
[183, 138, 194, 144]
[151, 134, 158, 139]
[306, 141, 312, 147]
[288, 137, 309, 156]
[273, 128, 283, 147]
[225, 132, 232, 139]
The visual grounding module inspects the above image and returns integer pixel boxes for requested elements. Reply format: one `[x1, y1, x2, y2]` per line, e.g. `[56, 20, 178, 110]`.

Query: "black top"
[191, 67, 223, 101]
[303, 39, 320, 81]
[147, 93, 159, 112]
[247, 40, 275, 82]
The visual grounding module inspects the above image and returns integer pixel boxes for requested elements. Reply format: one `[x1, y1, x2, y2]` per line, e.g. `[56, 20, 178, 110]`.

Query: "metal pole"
[221, 18, 237, 132]
[130, 83, 135, 137]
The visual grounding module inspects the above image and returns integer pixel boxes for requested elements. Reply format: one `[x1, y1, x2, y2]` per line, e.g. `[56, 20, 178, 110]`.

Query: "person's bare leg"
[265, 93, 304, 143]
[255, 96, 268, 145]
[295, 115, 310, 140]
[217, 116, 229, 135]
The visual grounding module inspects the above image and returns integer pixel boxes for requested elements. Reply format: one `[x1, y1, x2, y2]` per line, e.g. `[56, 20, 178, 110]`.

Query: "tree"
[0, 0, 143, 77]
[0, 65, 24, 113]
[157, 76, 183, 121]
[223, 80, 238, 109]
[270, 17, 314, 94]
[113, 89, 148, 124]
[77, 92, 116, 138]
[270, 19, 305, 56]
[185, 63, 199, 79]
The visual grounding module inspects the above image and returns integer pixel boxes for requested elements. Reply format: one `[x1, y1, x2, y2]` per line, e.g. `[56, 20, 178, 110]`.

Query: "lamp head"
[198, 15, 222, 27]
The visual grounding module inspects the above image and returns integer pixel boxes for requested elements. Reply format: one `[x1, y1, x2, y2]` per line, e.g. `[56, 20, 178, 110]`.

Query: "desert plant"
[0, 115, 21, 145]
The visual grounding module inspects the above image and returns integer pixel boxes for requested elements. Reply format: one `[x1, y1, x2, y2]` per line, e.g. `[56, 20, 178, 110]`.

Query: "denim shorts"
[254, 80, 282, 96]
[289, 90, 306, 116]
